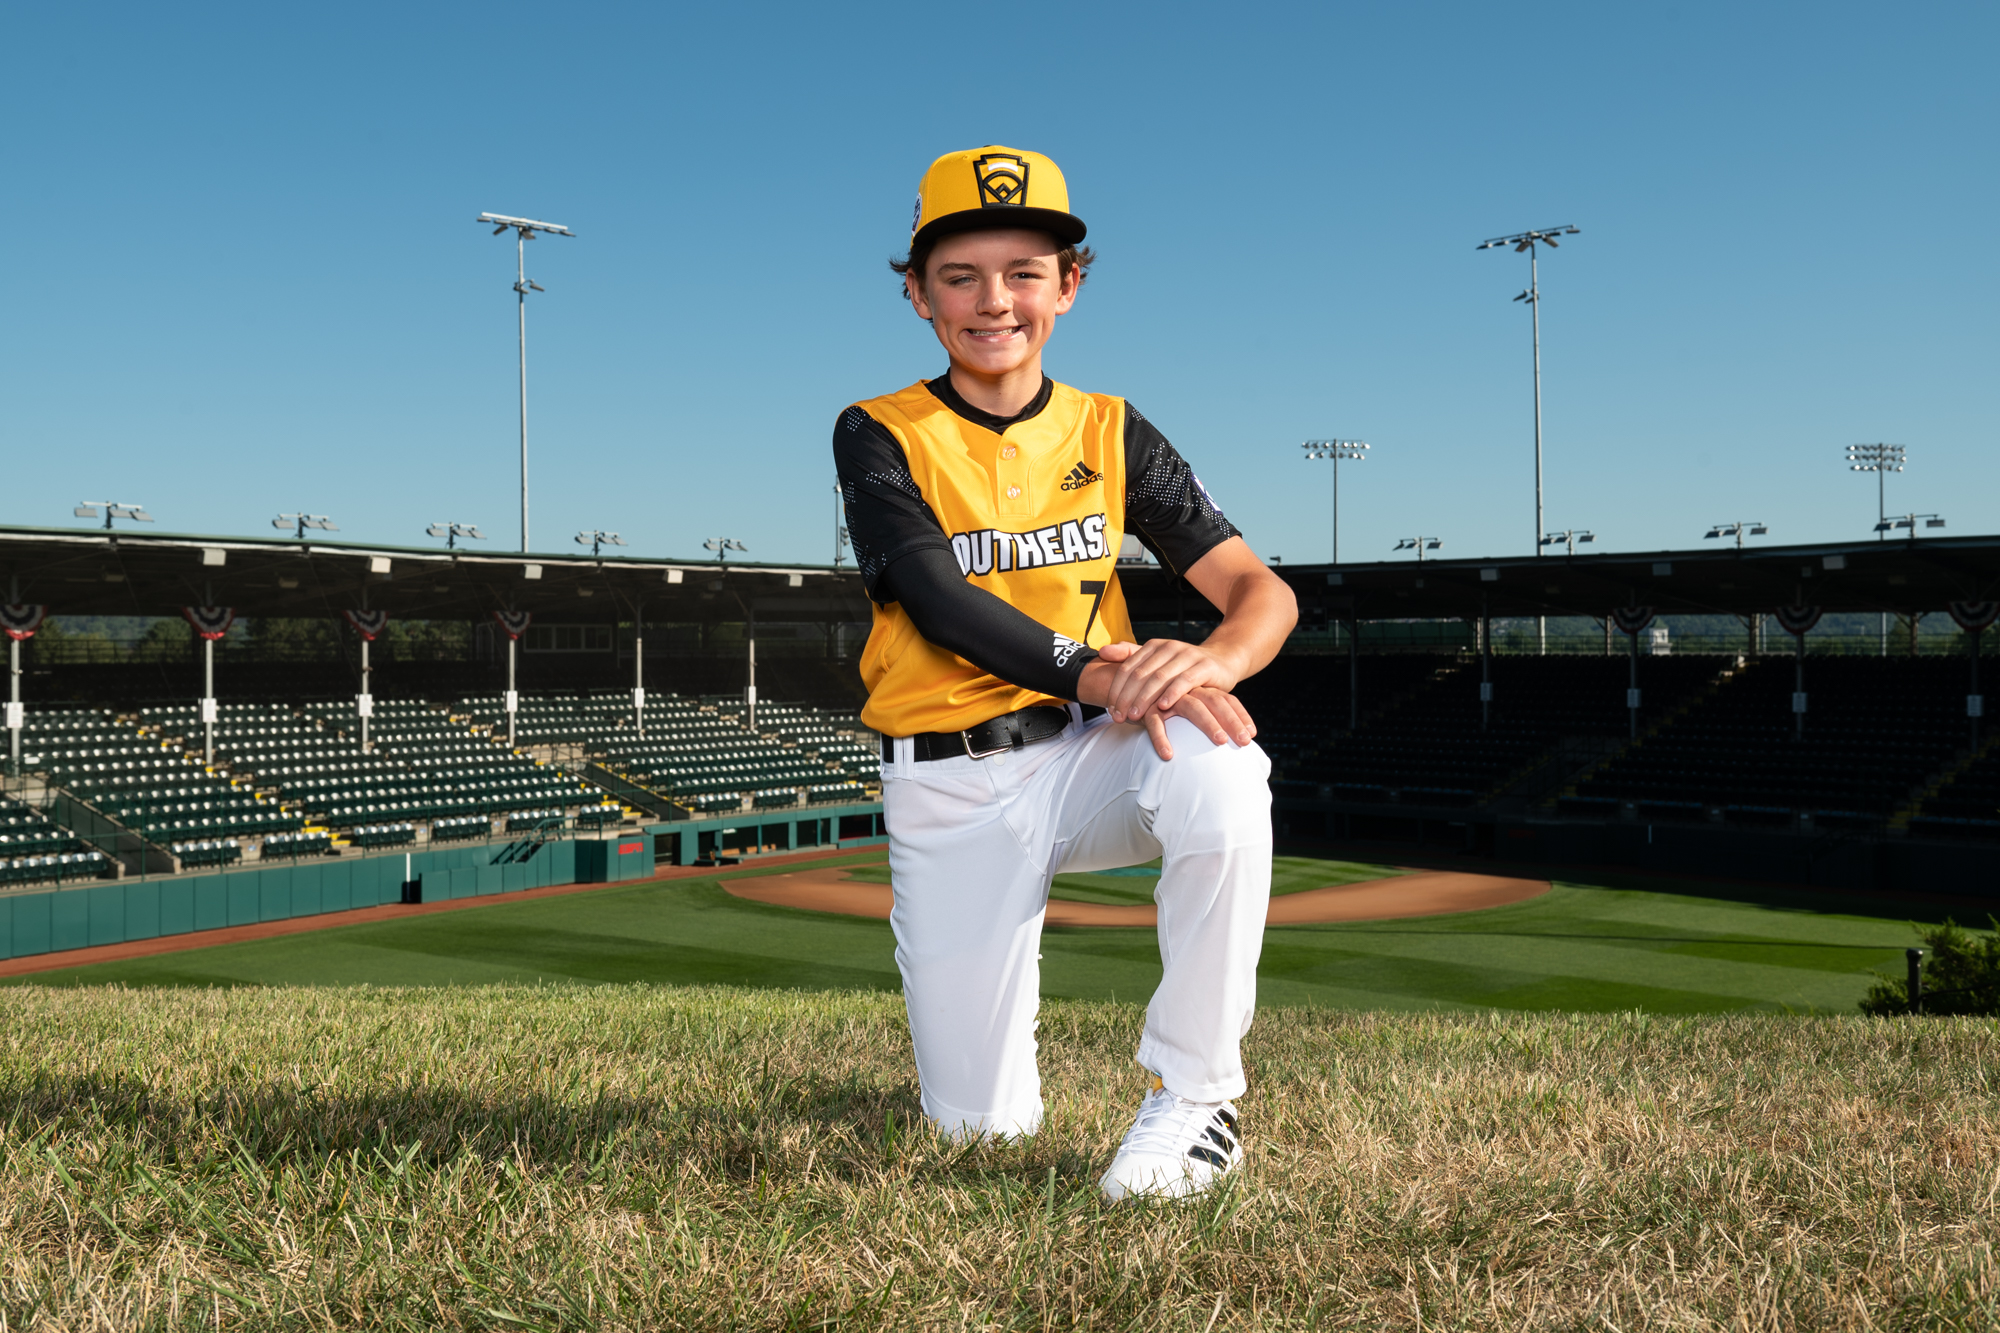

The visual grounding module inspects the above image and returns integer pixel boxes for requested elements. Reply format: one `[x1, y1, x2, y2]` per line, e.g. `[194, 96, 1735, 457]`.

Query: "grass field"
[5, 853, 1927, 1014]
[0, 984, 1993, 1329]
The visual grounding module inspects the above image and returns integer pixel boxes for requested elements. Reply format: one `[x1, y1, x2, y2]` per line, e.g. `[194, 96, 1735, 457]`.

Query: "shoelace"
[1117, 1088, 1239, 1165]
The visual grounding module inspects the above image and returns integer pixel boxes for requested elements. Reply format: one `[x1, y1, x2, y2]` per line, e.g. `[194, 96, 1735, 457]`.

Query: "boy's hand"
[1080, 643, 1258, 760]
[1094, 638, 1244, 721]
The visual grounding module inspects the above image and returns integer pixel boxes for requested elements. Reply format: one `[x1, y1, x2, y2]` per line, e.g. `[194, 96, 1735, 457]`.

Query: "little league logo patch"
[974, 153, 1029, 207]
[911, 194, 923, 236]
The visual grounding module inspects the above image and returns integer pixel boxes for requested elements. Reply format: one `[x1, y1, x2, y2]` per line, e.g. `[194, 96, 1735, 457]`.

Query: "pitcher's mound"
[724, 866, 1547, 925]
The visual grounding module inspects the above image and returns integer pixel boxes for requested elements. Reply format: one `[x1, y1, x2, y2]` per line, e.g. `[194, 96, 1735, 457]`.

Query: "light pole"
[1300, 440, 1369, 563]
[1848, 443, 1908, 658]
[706, 539, 754, 729]
[1540, 528, 1595, 557]
[1703, 521, 1768, 551]
[1477, 226, 1580, 558]
[1877, 513, 1947, 657]
[1847, 444, 1907, 541]
[1877, 513, 1945, 537]
[478, 213, 575, 553]
[273, 513, 339, 539]
[1392, 536, 1441, 562]
[833, 482, 851, 569]
[426, 522, 487, 550]
[74, 502, 153, 530]
[575, 529, 627, 558]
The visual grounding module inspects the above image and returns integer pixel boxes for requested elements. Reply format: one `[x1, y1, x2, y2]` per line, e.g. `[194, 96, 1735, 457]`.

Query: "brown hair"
[890, 239, 1095, 302]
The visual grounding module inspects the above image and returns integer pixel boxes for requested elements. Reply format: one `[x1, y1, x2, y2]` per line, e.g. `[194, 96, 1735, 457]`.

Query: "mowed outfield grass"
[5, 852, 1926, 1014]
[1, 985, 1996, 1329]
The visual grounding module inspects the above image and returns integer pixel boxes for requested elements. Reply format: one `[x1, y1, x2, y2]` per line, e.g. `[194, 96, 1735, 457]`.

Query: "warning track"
[724, 865, 1548, 925]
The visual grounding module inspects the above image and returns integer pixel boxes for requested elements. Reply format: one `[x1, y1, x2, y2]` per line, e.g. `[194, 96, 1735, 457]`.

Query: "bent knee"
[1142, 720, 1272, 836]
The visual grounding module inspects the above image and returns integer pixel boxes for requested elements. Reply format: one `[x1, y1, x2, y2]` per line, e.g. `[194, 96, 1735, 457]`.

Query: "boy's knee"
[1144, 721, 1271, 842]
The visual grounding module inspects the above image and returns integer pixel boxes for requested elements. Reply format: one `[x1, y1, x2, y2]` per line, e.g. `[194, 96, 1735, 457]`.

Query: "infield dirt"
[724, 865, 1549, 924]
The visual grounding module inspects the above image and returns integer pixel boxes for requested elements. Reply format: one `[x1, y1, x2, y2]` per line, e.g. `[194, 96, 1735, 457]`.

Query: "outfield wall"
[0, 799, 890, 965]
[0, 840, 586, 963]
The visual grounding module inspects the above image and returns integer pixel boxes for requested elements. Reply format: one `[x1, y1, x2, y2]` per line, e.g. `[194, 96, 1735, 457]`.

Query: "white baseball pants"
[882, 708, 1272, 1139]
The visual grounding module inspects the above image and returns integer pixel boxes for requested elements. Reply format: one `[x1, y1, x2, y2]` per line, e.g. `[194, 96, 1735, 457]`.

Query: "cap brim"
[912, 207, 1087, 252]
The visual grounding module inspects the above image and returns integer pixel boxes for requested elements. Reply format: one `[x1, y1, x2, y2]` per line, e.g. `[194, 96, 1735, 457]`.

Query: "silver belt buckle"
[962, 727, 1013, 761]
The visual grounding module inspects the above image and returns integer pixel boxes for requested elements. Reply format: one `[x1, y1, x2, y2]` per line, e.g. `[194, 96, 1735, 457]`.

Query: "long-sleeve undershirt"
[835, 374, 1240, 705]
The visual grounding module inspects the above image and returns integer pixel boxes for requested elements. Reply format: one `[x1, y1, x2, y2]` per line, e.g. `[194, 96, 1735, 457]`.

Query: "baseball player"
[833, 145, 1297, 1201]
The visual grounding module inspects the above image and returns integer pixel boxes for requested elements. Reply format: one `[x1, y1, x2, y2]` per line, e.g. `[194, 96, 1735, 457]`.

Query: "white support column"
[506, 636, 518, 748]
[358, 634, 372, 751]
[747, 633, 758, 733]
[202, 637, 217, 765]
[633, 602, 645, 739]
[6, 636, 20, 783]
[5, 572, 18, 780]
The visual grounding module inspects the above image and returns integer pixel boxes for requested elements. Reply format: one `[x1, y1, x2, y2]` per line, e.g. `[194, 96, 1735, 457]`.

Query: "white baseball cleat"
[1099, 1077, 1243, 1202]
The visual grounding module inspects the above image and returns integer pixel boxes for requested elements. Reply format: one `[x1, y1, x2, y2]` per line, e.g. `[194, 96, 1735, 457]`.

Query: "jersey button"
[1006, 485, 1022, 498]
[1000, 446, 1018, 459]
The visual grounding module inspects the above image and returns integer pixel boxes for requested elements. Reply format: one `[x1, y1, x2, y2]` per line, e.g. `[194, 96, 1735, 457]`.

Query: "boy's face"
[906, 228, 1079, 378]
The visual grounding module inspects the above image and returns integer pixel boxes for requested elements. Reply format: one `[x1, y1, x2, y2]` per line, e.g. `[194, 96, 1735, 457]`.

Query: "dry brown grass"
[0, 985, 1993, 1330]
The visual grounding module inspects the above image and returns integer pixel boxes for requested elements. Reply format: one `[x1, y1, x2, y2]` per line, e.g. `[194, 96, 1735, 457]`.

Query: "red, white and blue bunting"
[1773, 605, 1823, 637]
[492, 610, 533, 640]
[1947, 601, 2000, 633]
[1610, 606, 1655, 636]
[181, 606, 236, 641]
[342, 609, 390, 640]
[1, 605, 47, 642]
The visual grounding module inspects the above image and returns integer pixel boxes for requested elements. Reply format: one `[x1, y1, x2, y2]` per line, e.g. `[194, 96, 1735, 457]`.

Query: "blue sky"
[4, 1, 1993, 568]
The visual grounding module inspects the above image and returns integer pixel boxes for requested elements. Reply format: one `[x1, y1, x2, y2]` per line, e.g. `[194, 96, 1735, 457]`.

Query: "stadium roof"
[1246, 533, 2000, 625]
[4, 523, 1998, 626]
[0, 525, 873, 621]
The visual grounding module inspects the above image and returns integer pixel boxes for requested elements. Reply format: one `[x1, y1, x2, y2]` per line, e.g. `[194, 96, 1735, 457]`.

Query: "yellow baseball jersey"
[834, 374, 1239, 737]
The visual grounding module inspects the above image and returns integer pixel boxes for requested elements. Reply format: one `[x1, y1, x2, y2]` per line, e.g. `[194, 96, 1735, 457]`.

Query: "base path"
[724, 867, 1549, 925]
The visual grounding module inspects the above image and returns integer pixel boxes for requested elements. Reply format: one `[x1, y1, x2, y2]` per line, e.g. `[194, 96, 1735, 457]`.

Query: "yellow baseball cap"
[909, 145, 1087, 251]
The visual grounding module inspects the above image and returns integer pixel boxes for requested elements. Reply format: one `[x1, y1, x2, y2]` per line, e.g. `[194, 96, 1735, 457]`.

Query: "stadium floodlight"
[1540, 529, 1595, 557]
[1392, 536, 1442, 563]
[1846, 443, 1907, 541]
[274, 513, 339, 539]
[1300, 440, 1370, 563]
[832, 480, 851, 569]
[478, 212, 576, 554]
[576, 529, 627, 558]
[703, 537, 748, 565]
[426, 522, 487, 551]
[1875, 512, 1945, 535]
[1477, 225, 1581, 558]
[1703, 521, 1768, 550]
[75, 501, 153, 530]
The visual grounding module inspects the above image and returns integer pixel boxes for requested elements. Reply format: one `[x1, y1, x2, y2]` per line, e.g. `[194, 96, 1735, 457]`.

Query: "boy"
[832, 145, 1296, 1200]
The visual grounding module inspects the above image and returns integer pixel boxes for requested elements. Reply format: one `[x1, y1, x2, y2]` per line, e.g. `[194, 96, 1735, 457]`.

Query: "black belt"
[885, 704, 1103, 763]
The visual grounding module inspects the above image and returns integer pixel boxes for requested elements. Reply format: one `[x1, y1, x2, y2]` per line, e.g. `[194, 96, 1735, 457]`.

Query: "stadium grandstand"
[1, 520, 1998, 949]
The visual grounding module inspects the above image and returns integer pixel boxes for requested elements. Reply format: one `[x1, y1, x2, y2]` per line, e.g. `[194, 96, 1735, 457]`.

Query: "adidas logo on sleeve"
[1053, 633, 1085, 667]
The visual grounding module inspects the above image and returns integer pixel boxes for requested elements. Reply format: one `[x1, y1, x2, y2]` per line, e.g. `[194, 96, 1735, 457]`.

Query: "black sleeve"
[1123, 402, 1242, 576]
[879, 548, 1098, 701]
[833, 405, 954, 602]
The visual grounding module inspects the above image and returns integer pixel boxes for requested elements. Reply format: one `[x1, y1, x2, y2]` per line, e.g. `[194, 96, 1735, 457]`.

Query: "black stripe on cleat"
[1187, 1145, 1230, 1168]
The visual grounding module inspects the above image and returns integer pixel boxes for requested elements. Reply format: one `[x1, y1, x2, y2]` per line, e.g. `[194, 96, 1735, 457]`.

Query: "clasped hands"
[1077, 639, 1258, 761]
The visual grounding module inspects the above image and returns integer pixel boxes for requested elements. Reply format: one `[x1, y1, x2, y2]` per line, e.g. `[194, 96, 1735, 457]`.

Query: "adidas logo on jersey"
[1060, 461, 1104, 492]
[1052, 633, 1086, 667]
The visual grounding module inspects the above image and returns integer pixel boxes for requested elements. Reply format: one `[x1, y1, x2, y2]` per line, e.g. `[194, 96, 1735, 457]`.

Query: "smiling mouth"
[965, 326, 1024, 342]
